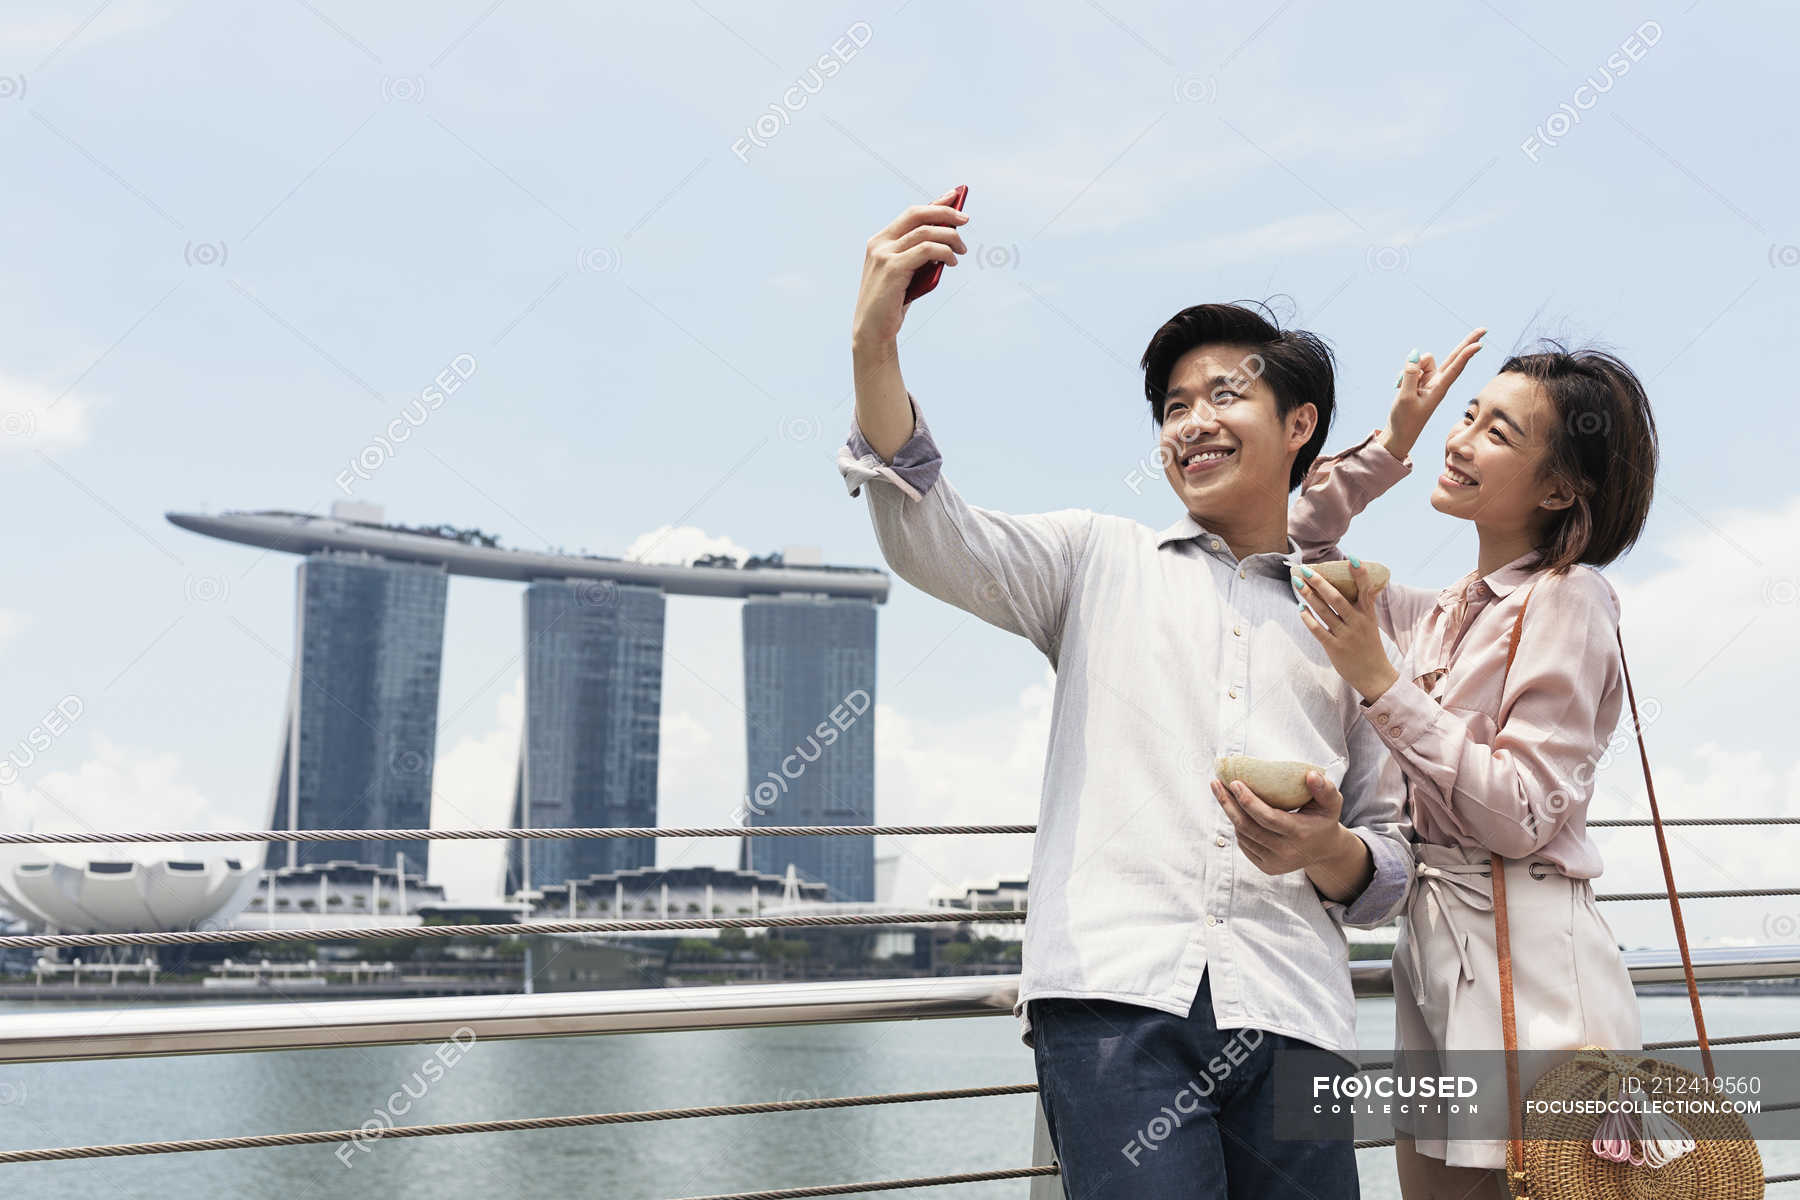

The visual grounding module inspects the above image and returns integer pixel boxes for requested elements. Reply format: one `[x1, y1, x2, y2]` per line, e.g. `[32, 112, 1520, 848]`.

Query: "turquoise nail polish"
[1407, 348, 1421, 363]
[1394, 374, 1402, 387]
[1301, 566, 1315, 578]
[1348, 554, 1361, 567]
[1291, 574, 1304, 588]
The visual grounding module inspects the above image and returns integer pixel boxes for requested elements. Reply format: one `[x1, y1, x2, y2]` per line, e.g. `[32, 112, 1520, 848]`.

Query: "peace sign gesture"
[1382, 327, 1486, 459]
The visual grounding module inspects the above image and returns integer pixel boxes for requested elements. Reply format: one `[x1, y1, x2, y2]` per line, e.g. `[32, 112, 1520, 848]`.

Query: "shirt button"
[1215, 835, 1228, 847]
[1209, 538, 1222, 550]
[1238, 568, 1247, 579]
[1391, 725, 1406, 738]
[1227, 687, 1238, 699]
[1375, 712, 1390, 726]
[1233, 625, 1243, 637]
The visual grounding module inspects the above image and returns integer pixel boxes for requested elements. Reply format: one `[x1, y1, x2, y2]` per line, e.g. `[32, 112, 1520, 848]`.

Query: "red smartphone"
[903, 184, 968, 303]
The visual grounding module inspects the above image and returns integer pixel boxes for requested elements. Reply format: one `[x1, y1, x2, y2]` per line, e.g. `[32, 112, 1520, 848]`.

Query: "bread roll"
[1214, 755, 1321, 811]
[1309, 559, 1389, 604]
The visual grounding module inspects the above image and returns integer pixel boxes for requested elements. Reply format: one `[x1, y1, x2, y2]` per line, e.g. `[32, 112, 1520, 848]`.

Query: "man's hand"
[850, 190, 969, 461]
[1211, 771, 1374, 905]
[1382, 327, 1486, 460]
[851, 190, 969, 353]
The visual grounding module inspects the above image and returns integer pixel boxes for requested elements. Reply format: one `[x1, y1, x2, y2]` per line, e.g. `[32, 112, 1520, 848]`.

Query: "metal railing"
[2, 818, 1798, 1195]
[6, 947, 1798, 1063]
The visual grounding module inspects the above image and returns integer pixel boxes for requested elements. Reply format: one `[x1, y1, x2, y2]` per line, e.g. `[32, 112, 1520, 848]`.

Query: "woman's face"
[1430, 371, 1574, 536]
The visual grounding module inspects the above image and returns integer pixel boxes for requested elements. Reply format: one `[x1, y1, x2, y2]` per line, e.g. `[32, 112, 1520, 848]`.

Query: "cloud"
[1573, 492, 1800, 947]
[1610, 492, 1798, 712]
[429, 676, 524, 902]
[0, 1, 168, 57]
[0, 737, 242, 866]
[0, 374, 91, 454]
[623, 524, 754, 566]
[1589, 742, 1800, 950]
[766, 271, 814, 297]
[655, 702, 744, 876]
[869, 665, 1055, 904]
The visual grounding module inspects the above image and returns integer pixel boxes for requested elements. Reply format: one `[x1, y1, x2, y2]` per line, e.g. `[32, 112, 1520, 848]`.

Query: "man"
[838, 192, 1412, 1199]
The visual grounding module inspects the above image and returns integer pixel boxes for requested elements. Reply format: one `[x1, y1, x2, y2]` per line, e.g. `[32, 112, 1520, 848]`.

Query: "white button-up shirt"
[838, 395, 1412, 1063]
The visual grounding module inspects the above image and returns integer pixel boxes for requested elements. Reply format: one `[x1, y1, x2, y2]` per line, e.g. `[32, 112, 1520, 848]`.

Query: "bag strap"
[1492, 583, 1535, 1191]
[1618, 630, 1715, 1079]
[1490, 580, 1715, 1193]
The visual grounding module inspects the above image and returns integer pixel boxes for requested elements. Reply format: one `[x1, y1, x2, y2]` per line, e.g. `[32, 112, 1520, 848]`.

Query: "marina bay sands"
[164, 502, 891, 904]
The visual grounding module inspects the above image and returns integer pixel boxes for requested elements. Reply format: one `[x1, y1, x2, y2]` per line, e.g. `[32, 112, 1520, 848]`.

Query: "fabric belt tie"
[1406, 861, 1495, 992]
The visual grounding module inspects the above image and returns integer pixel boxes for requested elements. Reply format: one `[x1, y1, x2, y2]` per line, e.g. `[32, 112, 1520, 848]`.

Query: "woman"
[1282, 329, 1657, 1198]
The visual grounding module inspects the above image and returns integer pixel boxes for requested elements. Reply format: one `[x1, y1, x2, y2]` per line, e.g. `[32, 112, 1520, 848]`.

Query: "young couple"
[839, 192, 1657, 1200]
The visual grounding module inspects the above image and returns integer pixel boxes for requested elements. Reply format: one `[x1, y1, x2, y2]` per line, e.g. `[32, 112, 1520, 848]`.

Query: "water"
[0, 995, 1792, 1198]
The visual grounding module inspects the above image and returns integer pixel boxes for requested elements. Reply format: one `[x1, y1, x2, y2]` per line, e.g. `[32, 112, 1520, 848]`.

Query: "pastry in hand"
[1309, 559, 1390, 604]
[1214, 755, 1321, 811]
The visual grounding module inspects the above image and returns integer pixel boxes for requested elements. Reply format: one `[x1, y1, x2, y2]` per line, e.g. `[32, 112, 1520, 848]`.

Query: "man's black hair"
[1140, 301, 1336, 491]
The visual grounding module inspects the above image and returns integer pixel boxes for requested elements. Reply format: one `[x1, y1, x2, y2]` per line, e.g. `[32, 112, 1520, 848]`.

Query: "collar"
[1438, 547, 1544, 609]
[1155, 512, 1302, 572]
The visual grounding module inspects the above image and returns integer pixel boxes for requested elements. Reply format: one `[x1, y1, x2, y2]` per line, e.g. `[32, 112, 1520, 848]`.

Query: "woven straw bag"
[1490, 584, 1763, 1198]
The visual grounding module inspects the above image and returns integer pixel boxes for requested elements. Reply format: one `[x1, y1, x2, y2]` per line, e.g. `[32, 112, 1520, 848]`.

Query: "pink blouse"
[1291, 430, 1627, 878]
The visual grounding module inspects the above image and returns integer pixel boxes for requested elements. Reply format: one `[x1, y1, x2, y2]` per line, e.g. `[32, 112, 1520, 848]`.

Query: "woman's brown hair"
[1500, 342, 1658, 573]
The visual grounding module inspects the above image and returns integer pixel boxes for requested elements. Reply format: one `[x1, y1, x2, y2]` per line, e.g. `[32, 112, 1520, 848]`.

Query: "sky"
[0, 0, 1795, 952]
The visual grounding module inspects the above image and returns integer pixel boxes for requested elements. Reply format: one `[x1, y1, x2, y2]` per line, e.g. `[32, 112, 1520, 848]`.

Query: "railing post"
[1029, 1096, 1063, 1199]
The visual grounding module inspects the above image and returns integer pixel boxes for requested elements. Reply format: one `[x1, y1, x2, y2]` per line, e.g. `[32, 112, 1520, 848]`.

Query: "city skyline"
[169, 502, 887, 901]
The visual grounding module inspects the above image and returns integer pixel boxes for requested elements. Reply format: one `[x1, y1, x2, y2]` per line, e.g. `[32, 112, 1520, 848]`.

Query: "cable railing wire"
[2, 815, 1797, 845]
[1596, 887, 1800, 902]
[0, 1082, 1039, 1165]
[1355, 1030, 1800, 1073]
[0, 908, 1029, 951]
[5, 891, 1794, 950]
[666, 1167, 1063, 1199]
[0, 823, 1035, 845]
[1588, 817, 1800, 827]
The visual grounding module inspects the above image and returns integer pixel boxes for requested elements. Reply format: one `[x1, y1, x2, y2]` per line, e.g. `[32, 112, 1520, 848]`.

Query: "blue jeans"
[1029, 969, 1357, 1200]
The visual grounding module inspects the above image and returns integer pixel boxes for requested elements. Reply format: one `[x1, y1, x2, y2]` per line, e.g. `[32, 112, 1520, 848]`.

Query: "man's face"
[1158, 344, 1313, 522]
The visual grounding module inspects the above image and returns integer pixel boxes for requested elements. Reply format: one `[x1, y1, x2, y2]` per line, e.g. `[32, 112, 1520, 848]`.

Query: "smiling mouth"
[1179, 447, 1236, 475]
[1440, 464, 1477, 488]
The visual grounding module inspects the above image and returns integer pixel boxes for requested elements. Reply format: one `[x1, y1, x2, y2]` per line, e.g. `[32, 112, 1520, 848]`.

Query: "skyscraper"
[268, 552, 447, 871]
[170, 509, 891, 902]
[739, 594, 877, 901]
[506, 580, 666, 893]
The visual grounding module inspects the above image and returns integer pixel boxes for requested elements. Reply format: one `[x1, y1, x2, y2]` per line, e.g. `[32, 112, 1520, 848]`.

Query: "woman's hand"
[1292, 560, 1398, 703]
[1382, 327, 1486, 460]
[850, 189, 969, 352]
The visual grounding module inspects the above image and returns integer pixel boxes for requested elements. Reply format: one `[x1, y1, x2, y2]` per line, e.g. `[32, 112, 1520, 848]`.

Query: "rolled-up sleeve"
[836, 393, 1097, 661]
[1361, 572, 1624, 860]
[1320, 717, 1413, 927]
[839, 392, 944, 501]
[1290, 429, 1441, 648]
[1292, 429, 1410, 560]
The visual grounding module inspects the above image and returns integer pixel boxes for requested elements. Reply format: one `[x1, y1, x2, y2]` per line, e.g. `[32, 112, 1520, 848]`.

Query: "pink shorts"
[1391, 841, 1643, 1169]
